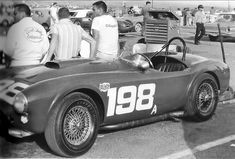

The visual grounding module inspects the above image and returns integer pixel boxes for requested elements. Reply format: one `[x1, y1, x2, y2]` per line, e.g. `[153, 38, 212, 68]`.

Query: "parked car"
[205, 12, 235, 41]
[120, 10, 180, 33]
[31, 7, 51, 27]
[0, 37, 230, 157]
[128, 6, 142, 16]
[69, 9, 134, 34]
[69, 9, 93, 29]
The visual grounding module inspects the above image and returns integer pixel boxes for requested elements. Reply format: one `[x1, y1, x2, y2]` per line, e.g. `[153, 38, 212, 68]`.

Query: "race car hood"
[0, 58, 125, 84]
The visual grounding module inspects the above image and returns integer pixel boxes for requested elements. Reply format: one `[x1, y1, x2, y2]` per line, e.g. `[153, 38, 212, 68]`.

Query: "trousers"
[194, 23, 205, 44]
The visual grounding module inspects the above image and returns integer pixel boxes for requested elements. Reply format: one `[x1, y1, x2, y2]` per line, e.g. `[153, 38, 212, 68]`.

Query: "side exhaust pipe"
[100, 111, 185, 131]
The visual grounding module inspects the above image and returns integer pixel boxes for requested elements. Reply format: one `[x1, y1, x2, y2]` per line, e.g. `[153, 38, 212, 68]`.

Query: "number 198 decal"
[106, 83, 156, 117]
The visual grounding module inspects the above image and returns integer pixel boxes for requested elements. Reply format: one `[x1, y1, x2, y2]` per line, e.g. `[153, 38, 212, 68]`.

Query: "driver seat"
[155, 62, 186, 72]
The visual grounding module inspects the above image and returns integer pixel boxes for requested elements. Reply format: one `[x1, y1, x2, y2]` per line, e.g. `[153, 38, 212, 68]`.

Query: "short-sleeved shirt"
[195, 11, 206, 23]
[91, 15, 119, 58]
[50, 19, 88, 60]
[4, 17, 49, 66]
[142, 6, 151, 22]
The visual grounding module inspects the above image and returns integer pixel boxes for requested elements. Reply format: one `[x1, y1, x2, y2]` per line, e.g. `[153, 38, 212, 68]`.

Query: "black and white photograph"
[0, 0, 235, 158]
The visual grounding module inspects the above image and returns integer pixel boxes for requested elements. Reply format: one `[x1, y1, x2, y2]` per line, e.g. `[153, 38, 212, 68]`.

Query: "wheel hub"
[197, 82, 215, 114]
[63, 105, 93, 146]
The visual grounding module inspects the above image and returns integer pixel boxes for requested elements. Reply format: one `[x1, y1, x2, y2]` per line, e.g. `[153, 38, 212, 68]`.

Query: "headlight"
[13, 93, 28, 114]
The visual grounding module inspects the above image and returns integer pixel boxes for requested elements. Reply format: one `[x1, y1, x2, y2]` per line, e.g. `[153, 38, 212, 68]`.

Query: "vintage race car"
[0, 37, 230, 157]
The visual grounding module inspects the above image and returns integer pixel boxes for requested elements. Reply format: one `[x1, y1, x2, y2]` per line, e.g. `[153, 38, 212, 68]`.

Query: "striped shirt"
[50, 19, 87, 60]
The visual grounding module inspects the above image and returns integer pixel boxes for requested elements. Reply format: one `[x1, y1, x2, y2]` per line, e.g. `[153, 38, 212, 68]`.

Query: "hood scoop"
[45, 62, 60, 69]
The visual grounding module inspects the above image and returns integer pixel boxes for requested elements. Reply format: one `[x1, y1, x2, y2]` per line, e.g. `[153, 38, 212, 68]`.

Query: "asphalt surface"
[0, 26, 235, 158]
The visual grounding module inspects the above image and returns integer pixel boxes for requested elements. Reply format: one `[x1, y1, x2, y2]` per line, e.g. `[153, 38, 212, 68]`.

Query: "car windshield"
[70, 10, 92, 18]
[216, 14, 235, 22]
[148, 11, 179, 20]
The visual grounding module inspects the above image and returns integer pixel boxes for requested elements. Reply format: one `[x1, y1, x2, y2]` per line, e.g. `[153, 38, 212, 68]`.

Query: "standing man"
[141, 1, 152, 36]
[49, 2, 59, 26]
[4, 3, 49, 67]
[194, 5, 206, 45]
[91, 1, 119, 61]
[45, 7, 96, 62]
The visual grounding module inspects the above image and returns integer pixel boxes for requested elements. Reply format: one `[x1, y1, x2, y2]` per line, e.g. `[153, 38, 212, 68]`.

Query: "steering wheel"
[165, 37, 187, 61]
[135, 53, 154, 68]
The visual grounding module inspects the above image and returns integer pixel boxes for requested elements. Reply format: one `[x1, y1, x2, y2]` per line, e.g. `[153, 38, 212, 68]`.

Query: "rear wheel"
[185, 74, 219, 121]
[135, 22, 142, 33]
[45, 92, 99, 157]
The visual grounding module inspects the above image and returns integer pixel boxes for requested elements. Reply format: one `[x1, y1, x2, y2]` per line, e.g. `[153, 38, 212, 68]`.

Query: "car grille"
[145, 19, 168, 44]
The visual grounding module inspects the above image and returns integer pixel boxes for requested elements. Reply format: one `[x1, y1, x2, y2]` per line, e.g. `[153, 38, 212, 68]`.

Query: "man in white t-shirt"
[4, 3, 49, 67]
[91, 1, 119, 61]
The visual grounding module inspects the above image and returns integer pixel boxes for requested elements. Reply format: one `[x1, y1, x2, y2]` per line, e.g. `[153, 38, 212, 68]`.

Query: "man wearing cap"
[194, 5, 206, 45]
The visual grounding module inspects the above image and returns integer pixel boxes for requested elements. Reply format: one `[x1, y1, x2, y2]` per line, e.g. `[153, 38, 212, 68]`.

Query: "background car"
[0, 37, 230, 157]
[205, 12, 235, 41]
[69, 9, 134, 34]
[69, 9, 93, 29]
[31, 7, 51, 28]
[119, 10, 180, 34]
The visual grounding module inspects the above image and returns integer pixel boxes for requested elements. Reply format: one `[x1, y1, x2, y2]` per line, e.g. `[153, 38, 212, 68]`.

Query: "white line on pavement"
[158, 134, 235, 159]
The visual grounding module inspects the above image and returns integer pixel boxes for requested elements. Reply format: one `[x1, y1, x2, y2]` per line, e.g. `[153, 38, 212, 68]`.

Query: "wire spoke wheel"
[135, 23, 142, 33]
[196, 81, 215, 115]
[63, 105, 94, 146]
[185, 74, 218, 121]
[45, 92, 99, 157]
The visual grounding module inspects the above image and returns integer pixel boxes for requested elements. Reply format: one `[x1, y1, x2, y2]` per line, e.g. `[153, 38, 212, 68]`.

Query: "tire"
[45, 92, 100, 157]
[135, 22, 142, 33]
[185, 73, 219, 121]
[208, 35, 218, 41]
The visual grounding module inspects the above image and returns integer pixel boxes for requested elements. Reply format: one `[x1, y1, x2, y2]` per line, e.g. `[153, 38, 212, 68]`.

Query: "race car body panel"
[0, 51, 230, 134]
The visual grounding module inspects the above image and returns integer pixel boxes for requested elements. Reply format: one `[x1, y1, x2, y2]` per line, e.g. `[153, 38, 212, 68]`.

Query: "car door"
[102, 67, 191, 125]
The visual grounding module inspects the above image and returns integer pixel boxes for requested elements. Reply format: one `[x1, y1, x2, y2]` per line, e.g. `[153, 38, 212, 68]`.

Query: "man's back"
[91, 14, 118, 56]
[51, 19, 84, 60]
[5, 17, 49, 66]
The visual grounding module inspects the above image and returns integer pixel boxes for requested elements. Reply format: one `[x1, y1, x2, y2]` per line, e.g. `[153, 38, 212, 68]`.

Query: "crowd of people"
[2, 1, 120, 67]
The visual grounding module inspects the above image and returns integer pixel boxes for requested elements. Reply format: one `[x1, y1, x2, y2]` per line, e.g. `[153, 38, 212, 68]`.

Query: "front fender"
[18, 78, 103, 133]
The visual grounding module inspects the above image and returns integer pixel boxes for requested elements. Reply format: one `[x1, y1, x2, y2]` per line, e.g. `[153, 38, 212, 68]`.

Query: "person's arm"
[44, 33, 58, 62]
[90, 17, 100, 58]
[91, 28, 99, 58]
[4, 26, 16, 57]
[41, 27, 50, 56]
[81, 28, 96, 58]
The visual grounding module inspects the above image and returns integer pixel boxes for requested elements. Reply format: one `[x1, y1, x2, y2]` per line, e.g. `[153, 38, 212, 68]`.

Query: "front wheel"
[185, 74, 219, 121]
[45, 92, 100, 157]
